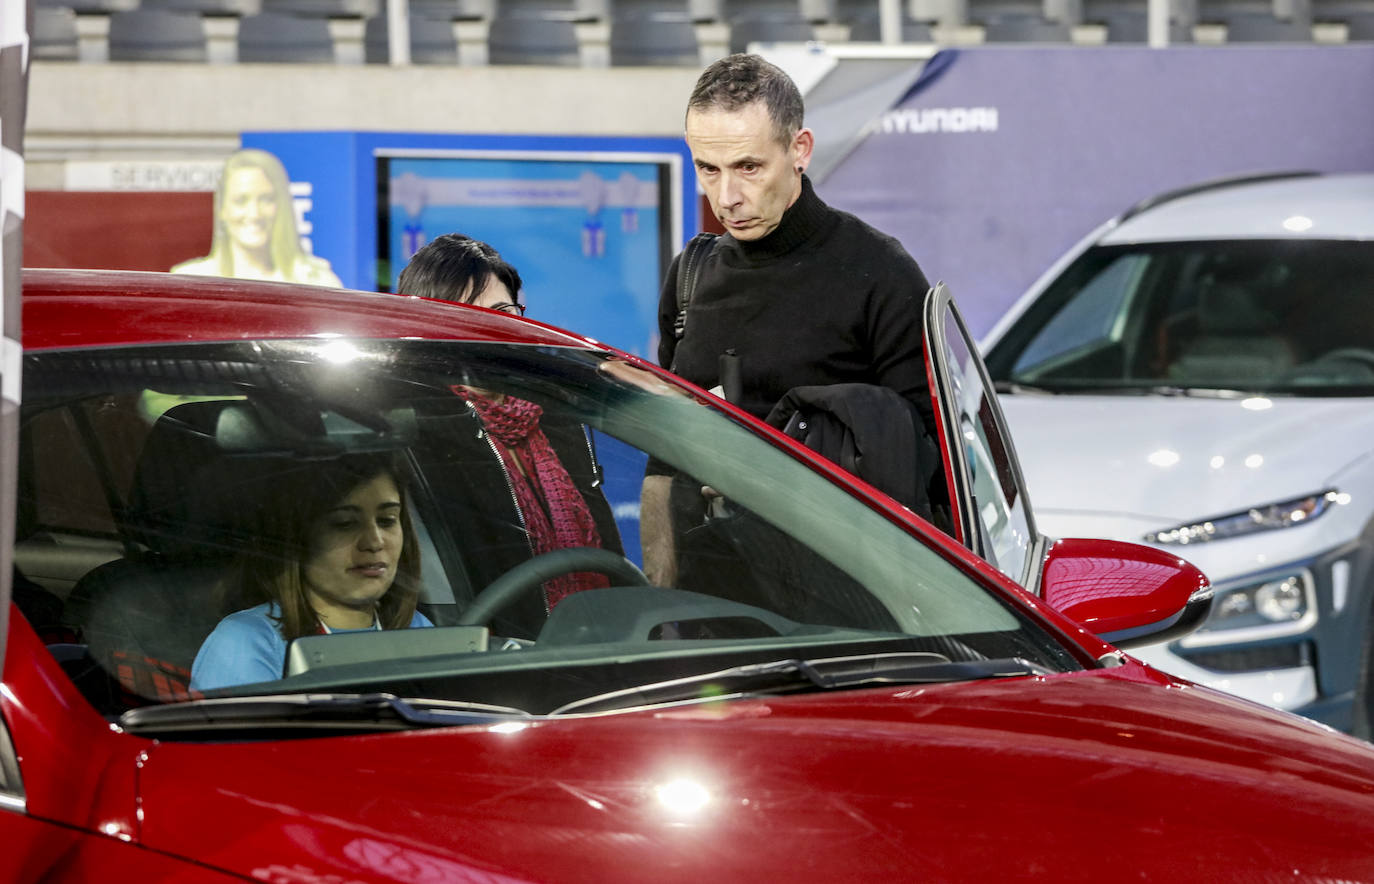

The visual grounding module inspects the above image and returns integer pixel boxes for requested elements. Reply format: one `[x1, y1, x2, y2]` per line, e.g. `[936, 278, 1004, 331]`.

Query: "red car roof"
[20, 268, 602, 352]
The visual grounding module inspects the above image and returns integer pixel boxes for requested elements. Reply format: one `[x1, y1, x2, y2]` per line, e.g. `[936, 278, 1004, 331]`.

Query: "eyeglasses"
[490, 301, 526, 317]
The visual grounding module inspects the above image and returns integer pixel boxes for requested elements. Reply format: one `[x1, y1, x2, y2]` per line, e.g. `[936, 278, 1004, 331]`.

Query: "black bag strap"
[673, 231, 719, 341]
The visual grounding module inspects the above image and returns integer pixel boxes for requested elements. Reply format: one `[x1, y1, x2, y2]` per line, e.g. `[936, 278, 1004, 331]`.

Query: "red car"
[4, 268, 1374, 882]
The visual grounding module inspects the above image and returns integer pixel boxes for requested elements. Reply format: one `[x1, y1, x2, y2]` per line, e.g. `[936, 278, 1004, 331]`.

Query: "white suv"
[981, 171, 1374, 736]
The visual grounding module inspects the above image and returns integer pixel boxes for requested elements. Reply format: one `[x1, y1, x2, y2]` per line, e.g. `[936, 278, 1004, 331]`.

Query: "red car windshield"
[15, 338, 1077, 725]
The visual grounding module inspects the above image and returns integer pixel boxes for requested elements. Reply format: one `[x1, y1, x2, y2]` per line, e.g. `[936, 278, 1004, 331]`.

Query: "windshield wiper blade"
[119, 692, 531, 737]
[1000, 381, 1204, 396]
[990, 380, 1275, 398]
[996, 381, 1169, 395]
[1146, 386, 1254, 399]
[552, 653, 1051, 716]
[1083, 385, 1253, 398]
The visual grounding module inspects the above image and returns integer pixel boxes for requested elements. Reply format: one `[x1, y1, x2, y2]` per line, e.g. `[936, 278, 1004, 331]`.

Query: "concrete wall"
[26, 61, 704, 188]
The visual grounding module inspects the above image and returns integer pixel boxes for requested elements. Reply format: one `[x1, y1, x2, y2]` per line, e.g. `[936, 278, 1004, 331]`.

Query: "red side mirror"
[1040, 537, 1213, 649]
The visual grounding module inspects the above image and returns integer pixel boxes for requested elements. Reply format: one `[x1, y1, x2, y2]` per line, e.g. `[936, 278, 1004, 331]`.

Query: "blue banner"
[241, 131, 695, 361]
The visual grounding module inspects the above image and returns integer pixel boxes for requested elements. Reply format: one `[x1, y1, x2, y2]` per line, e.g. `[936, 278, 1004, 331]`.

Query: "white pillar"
[388, 0, 411, 66]
[1148, 0, 1170, 46]
[880, 0, 902, 42]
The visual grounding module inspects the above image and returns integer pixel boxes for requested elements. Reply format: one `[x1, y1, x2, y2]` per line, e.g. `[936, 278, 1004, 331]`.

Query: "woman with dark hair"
[397, 233, 622, 625]
[190, 453, 431, 691]
[398, 233, 524, 313]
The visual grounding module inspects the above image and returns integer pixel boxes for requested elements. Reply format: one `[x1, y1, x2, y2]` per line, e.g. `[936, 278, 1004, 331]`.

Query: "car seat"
[1167, 282, 1297, 385]
[61, 400, 279, 710]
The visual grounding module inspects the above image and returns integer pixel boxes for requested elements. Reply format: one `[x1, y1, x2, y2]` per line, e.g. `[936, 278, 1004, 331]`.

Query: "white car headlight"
[1144, 490, 1348, 545]
[1179, 570, 1317, 647]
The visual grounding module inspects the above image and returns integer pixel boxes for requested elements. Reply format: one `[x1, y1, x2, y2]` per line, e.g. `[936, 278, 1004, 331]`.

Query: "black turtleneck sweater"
[657, 176, 932, 423]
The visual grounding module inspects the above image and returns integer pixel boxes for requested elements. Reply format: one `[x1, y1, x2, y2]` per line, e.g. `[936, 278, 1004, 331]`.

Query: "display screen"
[376, 150, 681, 360]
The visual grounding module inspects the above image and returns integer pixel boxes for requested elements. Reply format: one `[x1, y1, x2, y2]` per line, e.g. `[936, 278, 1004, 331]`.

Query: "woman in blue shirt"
[192, 452, 432, 691]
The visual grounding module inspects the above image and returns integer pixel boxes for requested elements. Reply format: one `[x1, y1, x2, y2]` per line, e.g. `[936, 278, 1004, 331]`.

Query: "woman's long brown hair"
[223, 452, 422, 642]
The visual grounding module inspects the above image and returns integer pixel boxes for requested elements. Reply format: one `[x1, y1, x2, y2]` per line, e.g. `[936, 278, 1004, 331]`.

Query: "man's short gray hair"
[686, 53, 805, 147]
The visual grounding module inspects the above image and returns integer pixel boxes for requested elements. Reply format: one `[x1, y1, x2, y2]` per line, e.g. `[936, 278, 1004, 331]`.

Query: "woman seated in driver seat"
[190, 452, 432, 691]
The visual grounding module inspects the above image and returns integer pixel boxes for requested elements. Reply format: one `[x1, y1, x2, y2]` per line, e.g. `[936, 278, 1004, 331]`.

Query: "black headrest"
[126, 399, 279, 559]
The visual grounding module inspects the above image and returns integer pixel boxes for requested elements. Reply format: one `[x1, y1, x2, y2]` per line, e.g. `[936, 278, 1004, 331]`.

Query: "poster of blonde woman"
[172, 148, 341, 287]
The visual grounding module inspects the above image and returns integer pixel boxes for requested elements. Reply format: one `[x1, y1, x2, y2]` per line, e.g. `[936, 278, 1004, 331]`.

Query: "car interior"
[0, 355, 863, 715]
[988, 239, 1374, 392]
[1163, 274, 1298, 384]
[7, 336, 1086, 722]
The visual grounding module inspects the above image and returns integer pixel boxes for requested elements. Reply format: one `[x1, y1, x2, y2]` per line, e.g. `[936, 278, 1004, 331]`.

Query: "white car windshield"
[17, 339, 1078, 727]
[985, 239, 1374, 396]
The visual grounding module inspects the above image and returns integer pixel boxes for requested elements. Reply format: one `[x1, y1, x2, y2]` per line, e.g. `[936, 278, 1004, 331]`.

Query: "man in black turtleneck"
[641, 52, 934, 584]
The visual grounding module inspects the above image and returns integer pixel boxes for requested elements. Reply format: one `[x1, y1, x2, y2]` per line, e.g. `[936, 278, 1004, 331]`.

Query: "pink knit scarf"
[461, 390, 608, 609]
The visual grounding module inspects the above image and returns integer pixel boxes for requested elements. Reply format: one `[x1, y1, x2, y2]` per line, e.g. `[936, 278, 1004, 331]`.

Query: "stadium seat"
[980, 11, 1074, 39]
[1341, 10, 1374, 37]
[688, 0, 722, 20]
[141, 0, 261, 15]
[107, 8, 210, 61]
[139, 0, 259, 63]
[610, 0, 699, 65]
[365, 13, 461, 62]
[1219, 10, 1312, 38]
[1084, 3, 1194, 40]
[237, 11, 337, 61]
[495, 0, 583, 11]
[36, 0, 136, 13]
[488, 1, 582, 64]
[408, 0, 493, 18]
[33, 6, 81, 60]
[723, 0, 814, 51]
[831, 0, 935, 40]
[261, 0, 381, 16]
[844, 14, 937, 40]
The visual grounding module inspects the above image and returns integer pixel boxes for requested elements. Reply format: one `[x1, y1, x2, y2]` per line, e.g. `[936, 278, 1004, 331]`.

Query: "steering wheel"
[456, 546, 650, 627]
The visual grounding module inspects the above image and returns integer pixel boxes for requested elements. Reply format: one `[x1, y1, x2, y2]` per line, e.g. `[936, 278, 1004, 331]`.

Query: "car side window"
[928, 286, 1037, 585]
